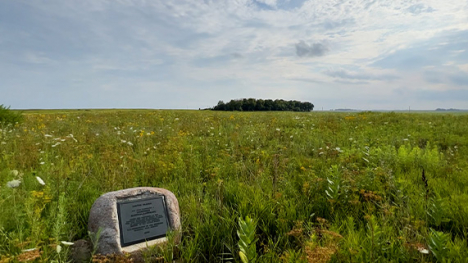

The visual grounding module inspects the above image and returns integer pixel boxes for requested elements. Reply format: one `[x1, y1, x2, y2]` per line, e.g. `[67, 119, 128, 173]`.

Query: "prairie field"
[1, 110, 468, 262]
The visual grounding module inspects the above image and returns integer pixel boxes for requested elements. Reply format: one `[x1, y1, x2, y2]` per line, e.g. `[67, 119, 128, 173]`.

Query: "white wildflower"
[61, 241, 74, 246]
[6, 179, 21, 188]
[336, 147, 343, 153]
[44, 134, 53, 138]
[52, 142, 61, 147]
[276, 128, 280, 131]
[68, 134, 78, 142]
[127, 141, 133, 146]
[96, 133, 99, 136]
[56, 244, 62, 253]
[22, 248, 37, 252]
[40, 161, 45, 165]
[10, 170, 19, 176]
[417, 247, 429, 254]
[175, 118, 179, 121]
[121, 140, 127, 143]
[36, 176, 45, 185]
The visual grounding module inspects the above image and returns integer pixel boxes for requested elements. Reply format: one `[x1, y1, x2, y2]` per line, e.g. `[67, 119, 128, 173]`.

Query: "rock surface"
[88, 187, 181, 255]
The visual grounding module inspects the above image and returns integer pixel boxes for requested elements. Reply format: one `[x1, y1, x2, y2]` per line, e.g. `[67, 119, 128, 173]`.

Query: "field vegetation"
[1, 110, 467, 262]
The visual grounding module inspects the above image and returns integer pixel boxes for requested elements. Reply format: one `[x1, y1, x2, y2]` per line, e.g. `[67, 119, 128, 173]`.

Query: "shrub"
[0, 105, 22, 125]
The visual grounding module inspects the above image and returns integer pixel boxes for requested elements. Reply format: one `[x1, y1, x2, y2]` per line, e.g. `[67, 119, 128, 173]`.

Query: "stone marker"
[88, 187, 181, 255]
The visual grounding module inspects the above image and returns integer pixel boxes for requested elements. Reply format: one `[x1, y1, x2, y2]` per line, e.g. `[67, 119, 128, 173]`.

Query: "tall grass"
[1, 110, 468, 262]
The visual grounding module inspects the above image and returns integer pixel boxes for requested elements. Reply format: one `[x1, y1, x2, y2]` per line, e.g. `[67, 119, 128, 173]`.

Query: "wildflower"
[7, 179, 21, 188]
[10, 170, 19, 176]
[335, 147, 343, 153]
[52, 142, 61, 147]
[276, 128, 280, 131]
[121, 140, 127, 143]
[68, 134, 78, 142]
[127, 141, 133, 146]
[56, 244, 62, 253]
[44, 134, 53, 138]
[61, 241, 74, 246]
[36, 176, 45, 185]
[417, 247, 429, 254]
[22, 248, 37, 252]
[175, 118, 179, 121]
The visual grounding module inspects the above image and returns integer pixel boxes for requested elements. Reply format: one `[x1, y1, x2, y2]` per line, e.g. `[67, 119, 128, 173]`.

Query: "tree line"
[212, 99, 314, 112]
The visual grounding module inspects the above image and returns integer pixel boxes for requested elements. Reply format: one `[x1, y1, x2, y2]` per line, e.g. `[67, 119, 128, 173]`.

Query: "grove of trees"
[212, 99, 314, 112]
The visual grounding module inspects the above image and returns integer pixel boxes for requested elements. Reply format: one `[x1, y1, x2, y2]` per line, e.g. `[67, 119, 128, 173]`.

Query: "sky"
[1, 0, 467, 110]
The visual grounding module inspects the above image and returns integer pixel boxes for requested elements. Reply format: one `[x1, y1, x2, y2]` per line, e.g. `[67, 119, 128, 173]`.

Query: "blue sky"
[1, 0, 467, 110]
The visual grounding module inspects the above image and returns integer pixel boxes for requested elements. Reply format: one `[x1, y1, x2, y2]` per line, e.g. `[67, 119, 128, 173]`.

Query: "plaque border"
[117, 195, 171, 247]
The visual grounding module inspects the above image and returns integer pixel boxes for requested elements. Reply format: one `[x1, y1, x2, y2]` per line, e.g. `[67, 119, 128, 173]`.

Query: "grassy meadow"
[1, 110, 468, 262]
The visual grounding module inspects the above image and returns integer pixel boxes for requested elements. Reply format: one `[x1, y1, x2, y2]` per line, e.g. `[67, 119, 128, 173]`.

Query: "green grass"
[1, 110, 468, 262]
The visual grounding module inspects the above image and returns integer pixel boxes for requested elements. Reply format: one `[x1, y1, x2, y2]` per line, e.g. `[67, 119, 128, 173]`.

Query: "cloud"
[335, 80, 370, 85]
[325, 69, 398, 81]
[254, 0, 277, 9]
[295, 41, 328, 57]
[407, 3, 434, 14]
[372, 30, 468, 71]
[232, 53, 243, 59]
[323, 18, 355, 30]
[450, 73, 468, 86]
[287, 77, 323, 84]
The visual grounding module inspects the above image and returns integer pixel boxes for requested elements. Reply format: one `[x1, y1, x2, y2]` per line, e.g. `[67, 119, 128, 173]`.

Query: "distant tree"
[211, 99, 314, 112]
